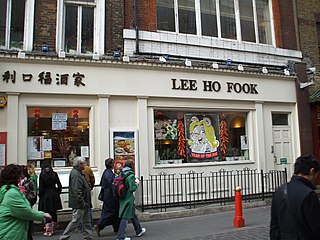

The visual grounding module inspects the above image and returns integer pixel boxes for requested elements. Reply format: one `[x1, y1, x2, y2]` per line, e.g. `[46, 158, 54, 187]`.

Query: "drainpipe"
[293, 0, 301, 51]
[134, 0, 140, 54]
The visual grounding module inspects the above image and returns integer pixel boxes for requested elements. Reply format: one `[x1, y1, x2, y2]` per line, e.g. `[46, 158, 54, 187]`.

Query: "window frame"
[0, 0, 35, 51]
[156, 0, 275, 45]
[56, 0, 105, 55]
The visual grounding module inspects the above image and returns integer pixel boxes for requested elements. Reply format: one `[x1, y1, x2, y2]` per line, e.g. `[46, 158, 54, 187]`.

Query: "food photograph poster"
[111, 130, 137, 173]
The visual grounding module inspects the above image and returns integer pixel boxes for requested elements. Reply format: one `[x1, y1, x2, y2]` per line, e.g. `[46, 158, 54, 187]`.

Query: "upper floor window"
[57, 0, 104, 55]
[156, 0, 273, 44]
[0, 0, 25, 49]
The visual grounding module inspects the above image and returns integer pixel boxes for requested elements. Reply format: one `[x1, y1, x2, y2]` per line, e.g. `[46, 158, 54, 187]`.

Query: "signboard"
[0, 97, 7, 108]
[52, 113, 68, 130]
[280, 157, 288, 164]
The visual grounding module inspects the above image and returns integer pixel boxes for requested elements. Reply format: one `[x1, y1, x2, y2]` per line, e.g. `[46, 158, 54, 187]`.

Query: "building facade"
[0, 0, 312, 207]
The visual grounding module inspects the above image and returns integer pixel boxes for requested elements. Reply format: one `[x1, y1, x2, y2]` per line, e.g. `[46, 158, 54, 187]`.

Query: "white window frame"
[1, 0, 35, 51]
[158, 0, 275, 45]
[56, 0, 104, 55]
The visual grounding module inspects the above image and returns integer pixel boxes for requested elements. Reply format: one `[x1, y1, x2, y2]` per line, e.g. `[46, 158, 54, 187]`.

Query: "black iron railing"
[137, 168, 287, 212]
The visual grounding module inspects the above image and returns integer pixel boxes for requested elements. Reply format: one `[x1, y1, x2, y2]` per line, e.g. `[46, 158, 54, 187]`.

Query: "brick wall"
[34, 0, 57, 52]
[105, 0, 124, 54]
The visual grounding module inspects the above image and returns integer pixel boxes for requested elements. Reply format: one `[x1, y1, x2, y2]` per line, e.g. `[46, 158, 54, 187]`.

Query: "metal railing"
[137, 168, 287, 212]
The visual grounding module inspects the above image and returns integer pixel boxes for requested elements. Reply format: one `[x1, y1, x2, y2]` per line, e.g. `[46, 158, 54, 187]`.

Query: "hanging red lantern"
[34, 108, 41, 131]
[73, 109, 78, 127]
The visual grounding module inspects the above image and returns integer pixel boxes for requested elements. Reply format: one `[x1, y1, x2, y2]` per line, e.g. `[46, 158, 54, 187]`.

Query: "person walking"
[116, 159, 146, 240]
[19, 165, 38, 240]
[59, 156, 92, 240]
[94, 158, 120, 237]
[270, 155, 320, 240]
[38, 161, 63, 236]
[0, 164, 52, 240]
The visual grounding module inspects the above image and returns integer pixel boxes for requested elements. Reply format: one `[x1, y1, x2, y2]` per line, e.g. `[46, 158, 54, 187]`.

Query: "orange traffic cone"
[234, 186, 245, 228]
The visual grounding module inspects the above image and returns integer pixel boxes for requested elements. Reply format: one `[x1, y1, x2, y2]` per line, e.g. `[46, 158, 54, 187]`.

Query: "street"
[33, 206, 271, 240]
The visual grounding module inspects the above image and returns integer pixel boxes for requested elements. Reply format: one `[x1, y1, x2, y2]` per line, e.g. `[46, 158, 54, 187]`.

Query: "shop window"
[0, 0, 26, 49]
[27, 107, 90, 168]
[154, 110, 249, 164]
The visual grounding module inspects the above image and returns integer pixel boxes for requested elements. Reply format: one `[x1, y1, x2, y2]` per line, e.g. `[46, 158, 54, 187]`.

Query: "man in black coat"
[270, 155, 320, 239]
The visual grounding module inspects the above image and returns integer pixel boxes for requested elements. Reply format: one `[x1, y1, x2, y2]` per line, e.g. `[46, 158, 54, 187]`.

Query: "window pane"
[178, 0, 196, 34]
[10, 0, 25, 49]
[220, 0, 236, 39]
[272, 114, 288, 125]
[256, 0, 271, 44]
[81, 7, 93, 53]
[154, 110, 249, 164]
[27, 107, 90, 168]
[0, 0, 6, 47]
[201, 0, 218, 37]
[239, 0, 255, 42]
[65, 5, 78, 53]
[157, 0, 175, 31]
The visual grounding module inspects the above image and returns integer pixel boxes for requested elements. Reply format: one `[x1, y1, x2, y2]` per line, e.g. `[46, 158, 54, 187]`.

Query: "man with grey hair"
[59, 157, 92, 240]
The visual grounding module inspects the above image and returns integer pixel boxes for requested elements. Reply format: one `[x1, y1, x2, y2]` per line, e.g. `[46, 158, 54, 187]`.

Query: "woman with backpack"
[116, 159, 146, 240]
[38, 161, 63, 236]
[94, 158, 120, 236]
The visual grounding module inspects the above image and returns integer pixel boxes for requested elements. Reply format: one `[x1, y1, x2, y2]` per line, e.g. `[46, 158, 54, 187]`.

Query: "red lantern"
[34, 108, 41, 131]
[73, 109, 78, 127]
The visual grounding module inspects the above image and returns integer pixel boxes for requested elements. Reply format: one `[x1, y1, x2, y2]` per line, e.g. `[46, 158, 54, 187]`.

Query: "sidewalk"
[33, 200, 271, 240]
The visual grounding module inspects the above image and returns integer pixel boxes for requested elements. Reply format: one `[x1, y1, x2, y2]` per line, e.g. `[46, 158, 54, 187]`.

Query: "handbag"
[98, 188, 104, 201]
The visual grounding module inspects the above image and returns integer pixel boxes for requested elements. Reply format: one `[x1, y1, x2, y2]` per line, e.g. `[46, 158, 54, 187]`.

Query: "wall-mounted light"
[41, 43, 49, 52]
[238, 64, 244, 71]
[113, 49, 121, 58]
[159, 56, 167, 63]
[122, 56, 130, 62]
[284, 68, 290, 76]
[185, 59, 192, 67]
[262, 67, 268, 74]
[230, 116, 245, 128]
[92, 53, 100, 60]
[212, 62, 219, 69]
[225, 59, 232, 66]
[18, 51, 26, 59]
[58, 50, 65, 58]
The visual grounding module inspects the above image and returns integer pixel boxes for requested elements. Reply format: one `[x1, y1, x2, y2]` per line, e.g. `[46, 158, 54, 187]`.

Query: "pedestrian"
[27, 163, 38, 194]
[59, 156, 92, 240]
[94, 158, 120, 237]
[38, 161, 63, 236]
[78, 164, 95, 231]
[19, 165, 38, 240]
[0, 164, 52, 240]
[270, 155, 320, 239]
[116, 159, 146, 240]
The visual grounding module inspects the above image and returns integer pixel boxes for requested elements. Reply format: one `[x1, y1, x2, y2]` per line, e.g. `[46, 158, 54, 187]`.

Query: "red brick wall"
[34, 0, 57, 52]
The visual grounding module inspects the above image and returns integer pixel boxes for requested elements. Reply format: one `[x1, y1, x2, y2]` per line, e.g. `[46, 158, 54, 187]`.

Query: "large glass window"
[0, 0, 25, 49]
[27, 107, 90, 168]
[156, 0, 175, 32]
[154, 110, 248, 164]
[156, 0, 273, 44]
[200, 0, 218, 37]
[64, 2, 94, 54]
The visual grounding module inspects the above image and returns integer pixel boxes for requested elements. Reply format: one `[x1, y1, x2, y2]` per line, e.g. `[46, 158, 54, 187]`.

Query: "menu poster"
[27, 136, 44, 160]
[111, 130, 137, 173]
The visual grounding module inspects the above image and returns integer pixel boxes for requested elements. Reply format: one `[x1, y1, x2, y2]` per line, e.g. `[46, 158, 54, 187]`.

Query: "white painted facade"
[0, 55, 300, 208]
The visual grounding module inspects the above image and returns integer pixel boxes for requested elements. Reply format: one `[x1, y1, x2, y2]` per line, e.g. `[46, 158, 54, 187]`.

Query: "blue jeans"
[116, 214, 142, 240]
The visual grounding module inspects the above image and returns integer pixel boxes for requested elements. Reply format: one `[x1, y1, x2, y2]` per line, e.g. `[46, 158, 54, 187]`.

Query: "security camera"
[307, 67, 316, 74]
